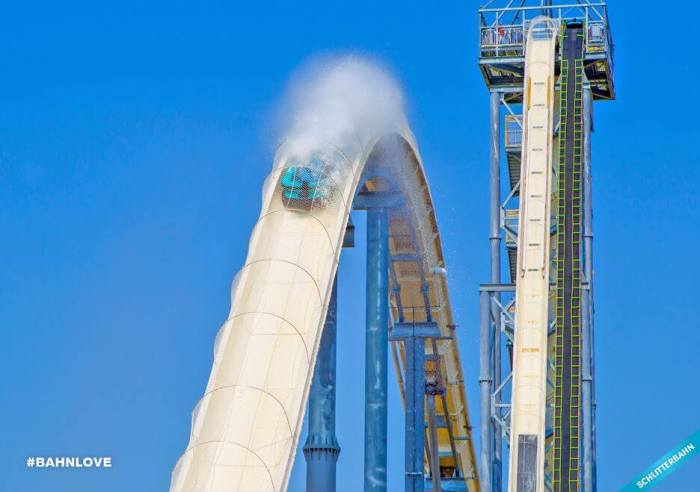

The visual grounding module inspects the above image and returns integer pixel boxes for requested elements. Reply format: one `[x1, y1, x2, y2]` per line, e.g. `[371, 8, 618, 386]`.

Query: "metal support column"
[390, 321, 441, 492]
[304, 278, 340, 492]
[488, 89, 502, 491]
[542, 0, 553, 17]
[489, 91, 502, 289]
[365, 207, 389, 492]
[427, 393, 443, 492]
[581, 86, 596, 492]
[404, 335, 426, 492]
[479, 290, 493, 492]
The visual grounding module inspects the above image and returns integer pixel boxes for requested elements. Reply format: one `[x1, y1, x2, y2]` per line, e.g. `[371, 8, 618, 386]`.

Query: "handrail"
[479, 3, 607, 14]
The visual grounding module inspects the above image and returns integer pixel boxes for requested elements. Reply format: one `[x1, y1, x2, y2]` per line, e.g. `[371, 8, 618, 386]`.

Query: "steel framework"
[477, 1, 613, 490]
[304, 157, 480, 491]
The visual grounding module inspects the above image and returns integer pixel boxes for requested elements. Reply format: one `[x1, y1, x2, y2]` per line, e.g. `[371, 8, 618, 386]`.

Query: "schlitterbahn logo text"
[621, 428, 699, 490]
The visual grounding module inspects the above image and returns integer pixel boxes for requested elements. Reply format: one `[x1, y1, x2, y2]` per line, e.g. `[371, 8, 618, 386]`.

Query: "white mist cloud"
[276, 55, 406, 167]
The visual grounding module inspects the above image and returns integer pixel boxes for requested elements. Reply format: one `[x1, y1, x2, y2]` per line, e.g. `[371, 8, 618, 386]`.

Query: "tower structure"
[477, 2, 614, 491]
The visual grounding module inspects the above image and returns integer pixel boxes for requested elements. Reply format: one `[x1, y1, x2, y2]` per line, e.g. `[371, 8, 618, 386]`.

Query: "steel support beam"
[353, 191, 404, 210]
[427, 394, 443, 492]
[389, 322, 442, 492]
[304, 223, 354, 492]
[581, 85, 596, 492]
[489, 89, 503, 491]
[404, 335, 426, 492]
[364, 207, 389, 492]
[543, 0, 553, 18]
[304, 277, 340, 492]
[479, 290, 493, 492]
[490, 90, 502, 288]
[479, 284, 515, 293]
[391, 321, 449, 491]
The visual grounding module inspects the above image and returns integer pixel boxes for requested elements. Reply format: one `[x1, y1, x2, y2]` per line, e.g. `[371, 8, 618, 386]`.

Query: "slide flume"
[507, 16, 558, 492]
[170, 121, 479, 491]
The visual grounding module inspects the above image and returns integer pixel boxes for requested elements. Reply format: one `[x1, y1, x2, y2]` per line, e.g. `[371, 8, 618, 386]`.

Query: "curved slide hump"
[170, 123, 479, 491]
[507, 16, 558, 492]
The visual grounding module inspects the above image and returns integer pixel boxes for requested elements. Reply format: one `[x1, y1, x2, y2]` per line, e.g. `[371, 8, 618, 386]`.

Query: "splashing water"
[275, 55, 407, 172]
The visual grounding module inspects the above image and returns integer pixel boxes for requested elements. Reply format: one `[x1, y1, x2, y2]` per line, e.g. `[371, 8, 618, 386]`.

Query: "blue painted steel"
[404, 335, 426, 492]
[488, 89, 503, 492]
[426, 393, 442, 492]
[303, 277, 340, 492]
[479, 290, 493, 492]
[582, 86, 596, 492]
[390, 322, 440, 340]
[364, 207, 389, 492]
[425, 478, 468, 492]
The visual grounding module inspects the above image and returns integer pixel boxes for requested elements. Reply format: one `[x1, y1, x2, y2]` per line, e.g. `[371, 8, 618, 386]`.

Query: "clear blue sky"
[2, 1, 699, 491]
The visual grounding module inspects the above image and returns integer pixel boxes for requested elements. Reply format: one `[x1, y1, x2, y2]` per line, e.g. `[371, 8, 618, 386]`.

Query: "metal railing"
[480, 25, 526, 57]
[502, 208, 519, 249]
[478, 2, 612, 60]
[505, 114, 523, 149]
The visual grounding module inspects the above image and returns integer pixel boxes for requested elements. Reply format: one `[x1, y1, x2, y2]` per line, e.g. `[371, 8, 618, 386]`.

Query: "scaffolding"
[477, 1, 615, 491]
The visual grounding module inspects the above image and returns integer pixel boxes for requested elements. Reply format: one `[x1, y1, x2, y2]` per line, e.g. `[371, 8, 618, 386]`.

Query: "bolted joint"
[303, 445, 341, 457]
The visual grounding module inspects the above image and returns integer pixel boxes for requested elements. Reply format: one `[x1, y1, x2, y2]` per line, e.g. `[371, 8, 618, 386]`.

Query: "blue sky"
[2, 1, 699, 491]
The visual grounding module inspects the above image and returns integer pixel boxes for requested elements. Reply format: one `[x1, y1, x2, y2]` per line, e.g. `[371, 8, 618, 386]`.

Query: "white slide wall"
[507, 17, 558, 492]
[170, 124, 478, 491]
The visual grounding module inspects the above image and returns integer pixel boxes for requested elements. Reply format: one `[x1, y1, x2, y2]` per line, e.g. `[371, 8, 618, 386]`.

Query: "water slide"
[507, 17, 559, 492]
[170, 118, 479, 490]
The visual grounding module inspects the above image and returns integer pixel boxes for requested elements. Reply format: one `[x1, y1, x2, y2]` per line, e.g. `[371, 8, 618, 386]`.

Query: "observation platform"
[478, 2, 615, 100]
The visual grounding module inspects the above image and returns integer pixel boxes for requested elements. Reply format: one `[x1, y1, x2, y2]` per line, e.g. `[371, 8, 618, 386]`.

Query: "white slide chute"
[170, 59, 479, 492]
[507, 17, 558, 492]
